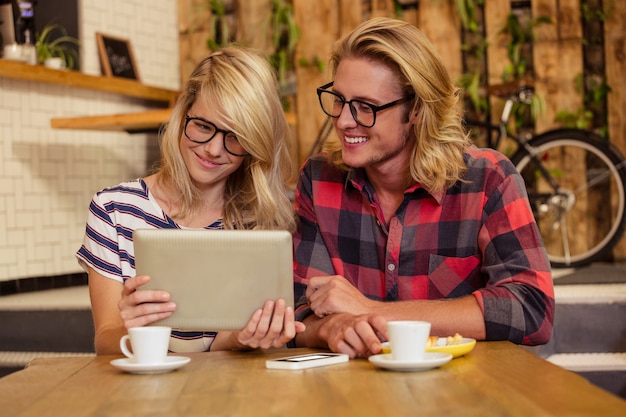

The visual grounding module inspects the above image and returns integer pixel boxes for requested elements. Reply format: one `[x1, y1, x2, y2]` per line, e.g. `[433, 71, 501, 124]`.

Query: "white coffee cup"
[120, 326, 171, 364]
[387, 320, 431, 361]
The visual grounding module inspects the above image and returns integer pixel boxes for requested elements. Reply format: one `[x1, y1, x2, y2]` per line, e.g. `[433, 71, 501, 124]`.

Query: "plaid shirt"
[294, 146, 554, 345]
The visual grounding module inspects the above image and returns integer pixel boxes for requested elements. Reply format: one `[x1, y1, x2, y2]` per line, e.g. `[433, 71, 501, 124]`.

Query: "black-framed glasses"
[184, 116, 248, 156]
[316, 81, 415, 128]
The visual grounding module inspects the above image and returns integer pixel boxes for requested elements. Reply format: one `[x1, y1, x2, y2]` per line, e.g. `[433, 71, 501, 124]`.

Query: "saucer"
[110, 356, 190, 374]
[368, 352, 453, 372]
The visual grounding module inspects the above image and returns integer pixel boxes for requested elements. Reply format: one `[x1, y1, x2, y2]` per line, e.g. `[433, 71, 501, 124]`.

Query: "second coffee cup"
[387, 320, 431, 362]
[120, 326, 171, 364]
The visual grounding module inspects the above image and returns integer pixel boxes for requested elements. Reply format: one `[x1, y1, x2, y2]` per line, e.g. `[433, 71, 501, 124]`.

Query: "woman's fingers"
[118, 275, 175, 327]
[123, 311, 174, 329]
[236, 299, 305, 349]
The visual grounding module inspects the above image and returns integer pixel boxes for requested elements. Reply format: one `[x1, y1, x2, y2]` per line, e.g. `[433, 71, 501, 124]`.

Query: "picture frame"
[95, 33, 140, 81]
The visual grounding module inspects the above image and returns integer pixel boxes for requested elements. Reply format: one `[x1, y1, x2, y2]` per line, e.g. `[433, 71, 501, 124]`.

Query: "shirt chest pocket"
[427, 254, 482, 299]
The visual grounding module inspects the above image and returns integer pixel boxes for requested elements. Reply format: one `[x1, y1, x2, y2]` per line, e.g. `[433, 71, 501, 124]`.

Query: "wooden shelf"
[1, 59, 296, 133]
[0, 59, 179, 104]
[51, 109, 172, 133]
[51, 109, 297, 133]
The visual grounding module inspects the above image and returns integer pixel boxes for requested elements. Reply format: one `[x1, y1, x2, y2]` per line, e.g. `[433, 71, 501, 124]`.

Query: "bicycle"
[465, 78, 626, 268]
[309, 78, 626, 268]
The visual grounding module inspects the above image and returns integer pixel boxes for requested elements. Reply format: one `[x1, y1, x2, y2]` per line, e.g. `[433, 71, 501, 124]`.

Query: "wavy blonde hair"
[323, 17, 471, 193]
[156, 46, 295, 232]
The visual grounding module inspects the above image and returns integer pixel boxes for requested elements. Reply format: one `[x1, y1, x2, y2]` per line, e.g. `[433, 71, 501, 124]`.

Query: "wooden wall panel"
[532, 0, 583, 132]
[178, 0, 212, 83]
[483, 0, 511, 136]
[338, 0, 364, 38]
[483, 0, 510, 85]
[398, 3, 419, 28]
[236, 0, 271, 50]
[604, 3, 626, 155]
[370, 0, 395, 18]
[532, 0, 588, 257]
[418, 0, 462, 81]
[604, 1, 626, 259]
[293, 0, 340, 163]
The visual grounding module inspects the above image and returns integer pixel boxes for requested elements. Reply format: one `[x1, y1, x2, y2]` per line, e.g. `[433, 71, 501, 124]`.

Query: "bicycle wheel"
[510, 129, 626, 268]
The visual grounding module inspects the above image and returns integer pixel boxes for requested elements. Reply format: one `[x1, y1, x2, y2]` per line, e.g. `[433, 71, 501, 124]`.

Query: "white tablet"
[135, 229, 294, 331]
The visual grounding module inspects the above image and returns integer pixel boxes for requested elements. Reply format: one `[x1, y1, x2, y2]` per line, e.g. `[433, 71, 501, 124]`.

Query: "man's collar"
[346, 168, 445, 205]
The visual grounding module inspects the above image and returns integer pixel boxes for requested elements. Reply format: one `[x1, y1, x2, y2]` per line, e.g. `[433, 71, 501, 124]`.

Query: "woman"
[77, 46, 304, 354]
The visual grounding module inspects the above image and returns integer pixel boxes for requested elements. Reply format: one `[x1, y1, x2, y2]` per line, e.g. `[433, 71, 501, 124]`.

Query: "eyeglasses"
[316, 82, 415, 128]
[184, 116, 248, 157]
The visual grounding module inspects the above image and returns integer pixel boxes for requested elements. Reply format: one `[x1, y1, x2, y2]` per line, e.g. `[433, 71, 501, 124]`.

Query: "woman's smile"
[194, 151, 225, 169]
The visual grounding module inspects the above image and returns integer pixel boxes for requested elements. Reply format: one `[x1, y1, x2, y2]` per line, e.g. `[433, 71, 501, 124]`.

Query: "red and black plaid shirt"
[294, 146, 554, 345]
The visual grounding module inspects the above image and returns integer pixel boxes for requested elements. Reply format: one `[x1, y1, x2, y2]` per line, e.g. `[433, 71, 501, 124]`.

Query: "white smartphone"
[265, 352, 349, 370]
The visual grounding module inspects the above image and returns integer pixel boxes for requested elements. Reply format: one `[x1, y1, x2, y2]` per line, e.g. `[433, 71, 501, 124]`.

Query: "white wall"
[0, 0, 180, 281]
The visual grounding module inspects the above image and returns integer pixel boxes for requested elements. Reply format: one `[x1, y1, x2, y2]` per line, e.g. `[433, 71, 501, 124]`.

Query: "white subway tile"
[0, 0, 178, 281]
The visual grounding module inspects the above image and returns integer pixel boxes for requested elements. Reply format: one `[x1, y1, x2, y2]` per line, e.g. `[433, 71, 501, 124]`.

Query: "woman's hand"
[234, 299, 306, 350]
[117, 275, 177, 329]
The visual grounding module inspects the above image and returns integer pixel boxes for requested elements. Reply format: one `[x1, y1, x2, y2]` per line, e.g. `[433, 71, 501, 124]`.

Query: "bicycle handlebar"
[487, 77, 535, 100]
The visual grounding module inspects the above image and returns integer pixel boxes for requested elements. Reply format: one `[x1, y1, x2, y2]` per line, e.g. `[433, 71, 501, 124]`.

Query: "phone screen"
[278, 354, 335, 362]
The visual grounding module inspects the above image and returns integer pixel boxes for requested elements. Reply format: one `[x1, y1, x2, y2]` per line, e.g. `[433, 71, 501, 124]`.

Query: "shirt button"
[387, 263, 396, 272]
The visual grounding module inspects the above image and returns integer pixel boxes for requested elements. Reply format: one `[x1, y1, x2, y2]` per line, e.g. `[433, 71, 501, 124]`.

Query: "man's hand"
[305, 275, 375, 317]
[315, 312, 387, 358]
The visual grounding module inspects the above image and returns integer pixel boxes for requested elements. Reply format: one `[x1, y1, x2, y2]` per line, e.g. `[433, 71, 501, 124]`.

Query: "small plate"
[369, 352, 453, 372]
[381, 338, 477, 358]
[427, 338, 476, 358]
[110, 356, 190, 374]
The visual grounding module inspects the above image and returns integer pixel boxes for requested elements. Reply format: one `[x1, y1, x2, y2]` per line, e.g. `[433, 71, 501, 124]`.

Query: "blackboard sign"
[96, 33, 140, 81]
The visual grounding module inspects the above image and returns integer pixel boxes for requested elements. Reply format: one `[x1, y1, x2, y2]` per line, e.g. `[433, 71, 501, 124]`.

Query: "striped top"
[76, 179, 224, 352]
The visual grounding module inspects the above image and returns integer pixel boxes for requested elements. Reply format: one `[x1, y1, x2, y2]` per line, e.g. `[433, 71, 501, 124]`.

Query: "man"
[292, 17, 554, 358]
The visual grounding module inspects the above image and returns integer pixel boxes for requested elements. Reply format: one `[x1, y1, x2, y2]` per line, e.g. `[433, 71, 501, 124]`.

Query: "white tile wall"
[0, 0, 180, 281]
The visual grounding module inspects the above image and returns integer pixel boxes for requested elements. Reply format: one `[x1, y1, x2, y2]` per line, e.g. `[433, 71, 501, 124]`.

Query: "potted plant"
[35, 23, 80, 70]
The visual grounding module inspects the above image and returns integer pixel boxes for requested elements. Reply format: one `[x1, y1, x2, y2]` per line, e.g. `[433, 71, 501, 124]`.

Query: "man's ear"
[407, 103, 420, 125]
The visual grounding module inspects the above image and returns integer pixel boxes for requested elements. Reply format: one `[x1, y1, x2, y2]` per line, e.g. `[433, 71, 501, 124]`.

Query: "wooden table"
[1, 343, 624, 417]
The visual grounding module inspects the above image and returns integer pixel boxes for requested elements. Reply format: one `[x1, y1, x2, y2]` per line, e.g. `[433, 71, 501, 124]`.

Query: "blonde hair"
[323, 17, 471, 193]
[156, 46, 295, 232]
